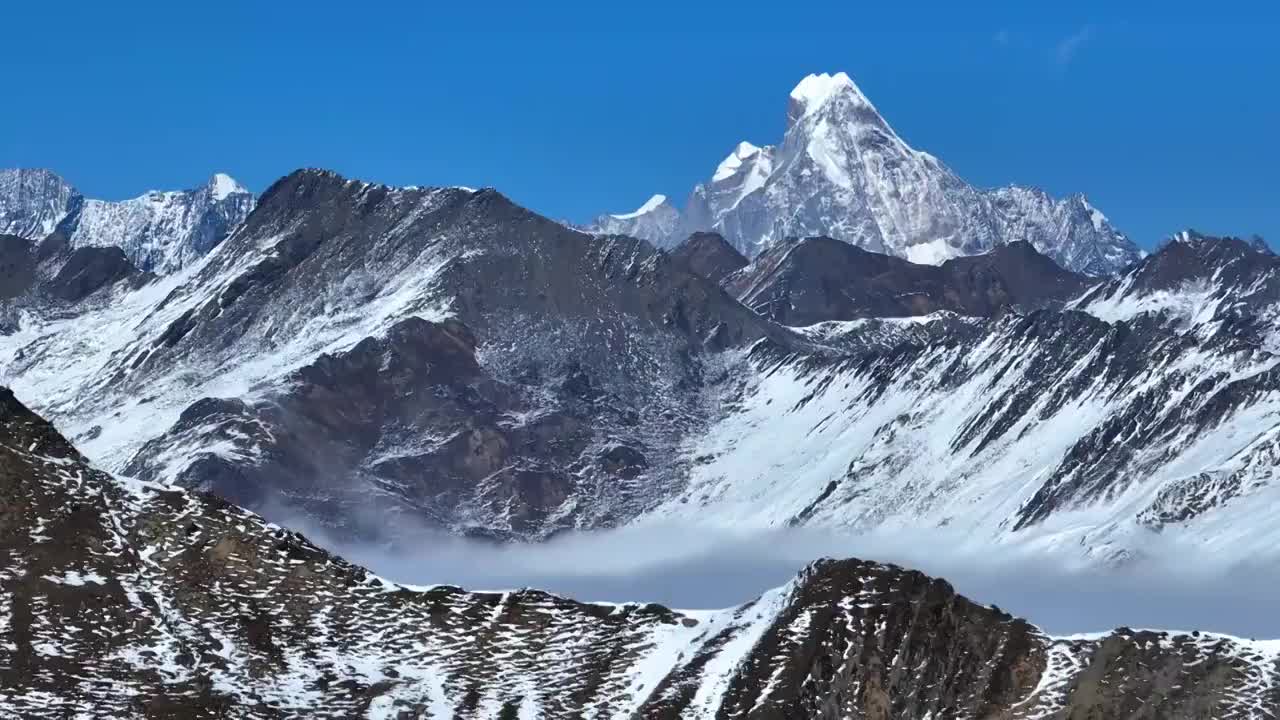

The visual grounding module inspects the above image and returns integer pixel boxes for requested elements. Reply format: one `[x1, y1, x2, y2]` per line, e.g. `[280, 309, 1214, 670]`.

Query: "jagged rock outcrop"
[1073, 230, 1280, 328]
[0, 169, 76, 240]
[0, 388, 1275, 718]
[0, 233, 149, 316]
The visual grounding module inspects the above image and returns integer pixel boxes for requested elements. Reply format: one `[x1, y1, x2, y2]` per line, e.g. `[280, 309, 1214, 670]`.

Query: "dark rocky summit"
[669, 231, 749, 283]
[724, 237, 1088, 326]
[63, 169, 794, 540]
[0, 388, 1275, 718]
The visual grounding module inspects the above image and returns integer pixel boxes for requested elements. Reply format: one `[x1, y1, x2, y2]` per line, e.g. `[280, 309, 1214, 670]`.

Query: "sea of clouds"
[287, 514, 1280, 640]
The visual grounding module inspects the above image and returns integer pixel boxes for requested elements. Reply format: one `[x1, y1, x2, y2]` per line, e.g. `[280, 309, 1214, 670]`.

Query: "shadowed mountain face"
[1, 389, 1275, 718]
[723, 237, 1088, 326]
[668, 231, 749, 283]
[4, 169, 792, 541]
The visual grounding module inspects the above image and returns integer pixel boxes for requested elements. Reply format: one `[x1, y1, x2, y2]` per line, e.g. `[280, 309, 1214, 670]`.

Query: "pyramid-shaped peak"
[713, 141, 769, 182]
[788, 72, 874, 119]
[207, 172, 249, 200]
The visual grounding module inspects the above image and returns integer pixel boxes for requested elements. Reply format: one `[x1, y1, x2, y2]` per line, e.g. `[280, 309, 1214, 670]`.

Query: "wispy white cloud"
[1055, 25, 1094, 67]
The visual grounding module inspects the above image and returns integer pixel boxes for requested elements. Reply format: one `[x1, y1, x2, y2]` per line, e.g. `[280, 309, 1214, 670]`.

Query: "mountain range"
[587, 72, 1143, 276]
[0, 168, 254, 273]
[0, 165, 1276, 573]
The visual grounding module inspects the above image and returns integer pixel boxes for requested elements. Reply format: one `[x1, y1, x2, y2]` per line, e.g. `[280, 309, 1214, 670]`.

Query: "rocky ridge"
[1, 387, 1276, 718]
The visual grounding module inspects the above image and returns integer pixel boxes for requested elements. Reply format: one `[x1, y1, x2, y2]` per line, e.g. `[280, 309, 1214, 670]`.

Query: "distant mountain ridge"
[0, 168, 254, 273]
[720, 236, 1088, 326]
[586, 72, 1144, 276]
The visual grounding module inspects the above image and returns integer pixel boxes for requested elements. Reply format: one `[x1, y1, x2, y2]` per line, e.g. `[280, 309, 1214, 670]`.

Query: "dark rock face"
[45, 246, 144, 302]
[107, 170, 794, 540]
[724, 237, 1087, 326]
[0, 232, 148, 330]
[0, 235, 35, 299]
[125, 315, 585, 539]
[1, 389, 1275, 718]
[669, 231, 749, 283]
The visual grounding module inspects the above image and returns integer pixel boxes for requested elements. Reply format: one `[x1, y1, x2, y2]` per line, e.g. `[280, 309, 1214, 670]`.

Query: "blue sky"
[3, 1, 1276, 247]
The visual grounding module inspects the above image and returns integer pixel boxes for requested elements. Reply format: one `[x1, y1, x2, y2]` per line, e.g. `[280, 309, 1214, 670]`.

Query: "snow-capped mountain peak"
[786, 71, 877, 125]
[1079, 194, 1109, 232]
[586, 71, 1144, 275]
[610, 193, 669, 219]
[208, 171, 248, 201]
[712, 141, 765, 182]
[583, 192, 681, 243]
[0, 168, 78, 240]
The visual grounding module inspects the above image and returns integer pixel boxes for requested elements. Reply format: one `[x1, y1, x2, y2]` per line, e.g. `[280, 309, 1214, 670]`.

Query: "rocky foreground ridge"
[1, 388, 1276, 718]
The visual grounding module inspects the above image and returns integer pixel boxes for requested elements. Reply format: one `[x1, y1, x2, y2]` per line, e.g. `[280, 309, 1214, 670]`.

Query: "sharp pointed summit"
[583, 71, 1142, 275]
[786, 71, 880, 125]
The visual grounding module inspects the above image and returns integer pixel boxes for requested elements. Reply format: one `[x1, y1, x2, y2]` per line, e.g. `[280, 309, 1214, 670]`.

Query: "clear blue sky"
[3, 1, 1276, 247]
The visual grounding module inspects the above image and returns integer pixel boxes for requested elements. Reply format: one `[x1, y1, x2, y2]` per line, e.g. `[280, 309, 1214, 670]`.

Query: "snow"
[590, 73, 1141, 274]
[683, 583, 793, 718]
[610, 194, 668, 220]
[712, 141, 763, 182]
[208, 172, 247, 201]
[0, 187, 460, 477]
[55, 173, 255, 273]
[42, 570, 108, 586]
[788, 71, 867, 116]
[636, 304, 1280, 569]
[902, 236, 965, 265]
[1080, 196, 1108, 232]
[1074, 277, 1225, 326]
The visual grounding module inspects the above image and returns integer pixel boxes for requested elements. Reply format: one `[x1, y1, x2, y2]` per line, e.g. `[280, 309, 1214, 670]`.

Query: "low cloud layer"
[284, 515, 1280, 640]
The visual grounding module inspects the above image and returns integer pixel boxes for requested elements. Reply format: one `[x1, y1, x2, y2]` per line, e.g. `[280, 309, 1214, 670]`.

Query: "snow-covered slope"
[0, 168, 254, 273]
[3, 389, 1276, 718]
[588, 72, 1142, 276]
[583, 193, 681, 243]
[647, 298, 1280, 566]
